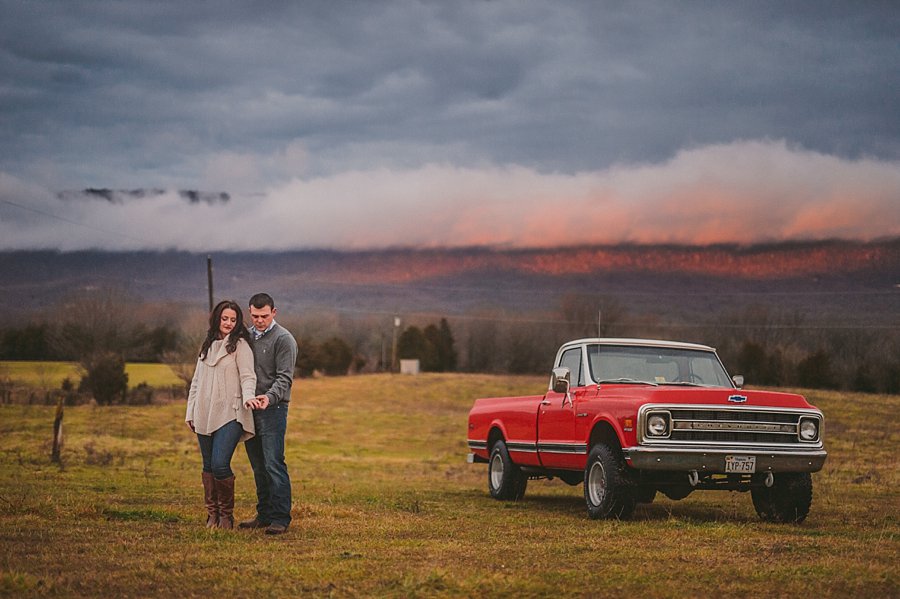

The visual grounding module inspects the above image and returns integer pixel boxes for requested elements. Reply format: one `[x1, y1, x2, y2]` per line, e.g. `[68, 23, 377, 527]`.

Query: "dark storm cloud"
[0, 1, 898, 250]
[55, 188, 229, 205]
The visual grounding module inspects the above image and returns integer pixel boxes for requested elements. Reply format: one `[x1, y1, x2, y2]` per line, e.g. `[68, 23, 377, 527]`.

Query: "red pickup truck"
[467, 338, 827, 522]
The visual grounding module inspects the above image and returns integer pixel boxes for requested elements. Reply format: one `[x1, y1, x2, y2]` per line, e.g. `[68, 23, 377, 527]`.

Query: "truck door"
[538, 346, 586, 469]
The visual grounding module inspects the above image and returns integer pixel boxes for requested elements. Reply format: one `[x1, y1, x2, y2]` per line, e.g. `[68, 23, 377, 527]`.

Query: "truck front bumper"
[622, 445, 827, 473]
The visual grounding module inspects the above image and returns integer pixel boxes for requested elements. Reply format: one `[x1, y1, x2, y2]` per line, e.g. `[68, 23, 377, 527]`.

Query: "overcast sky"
[1, 1, 898, 251]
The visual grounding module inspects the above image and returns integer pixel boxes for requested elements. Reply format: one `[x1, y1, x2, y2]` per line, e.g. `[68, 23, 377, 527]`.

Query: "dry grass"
[0, 361, 183, 390]
[0, 374, 897, 597]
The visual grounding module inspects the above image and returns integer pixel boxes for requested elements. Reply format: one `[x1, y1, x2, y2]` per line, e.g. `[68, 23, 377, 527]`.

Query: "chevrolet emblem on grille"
[728, 394, 748, 403]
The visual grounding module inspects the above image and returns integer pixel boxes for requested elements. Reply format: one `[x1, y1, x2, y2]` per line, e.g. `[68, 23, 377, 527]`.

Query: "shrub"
[295, 337, 320, 378]
[127, 382, 155, 405]
[80, 352, 129, 405]
[318, 337, 354, 376]
[796, 350, 837, 390]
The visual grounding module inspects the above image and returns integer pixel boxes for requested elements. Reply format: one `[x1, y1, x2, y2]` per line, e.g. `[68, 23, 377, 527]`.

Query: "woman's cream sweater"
[186, 337, 256, 441]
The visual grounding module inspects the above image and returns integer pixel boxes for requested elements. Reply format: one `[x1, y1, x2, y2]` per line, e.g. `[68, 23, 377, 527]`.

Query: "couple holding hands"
[185, 293, 298, 534]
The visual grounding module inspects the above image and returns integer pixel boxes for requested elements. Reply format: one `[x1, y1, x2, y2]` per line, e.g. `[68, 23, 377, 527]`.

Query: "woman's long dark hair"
[199, 300, 251, 360]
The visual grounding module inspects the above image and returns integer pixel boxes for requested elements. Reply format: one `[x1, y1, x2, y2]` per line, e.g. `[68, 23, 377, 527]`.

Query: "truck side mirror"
[551, 367, 571, 394]
[732, 374, 744, 389]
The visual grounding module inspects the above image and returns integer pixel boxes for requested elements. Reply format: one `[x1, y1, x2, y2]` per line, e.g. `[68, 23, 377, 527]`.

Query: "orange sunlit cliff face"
[289, 240, 899, 285]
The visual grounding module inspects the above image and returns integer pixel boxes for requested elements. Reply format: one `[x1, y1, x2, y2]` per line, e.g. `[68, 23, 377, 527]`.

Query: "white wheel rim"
[490, 453, 504, 490]
[588, 460, 607, 506]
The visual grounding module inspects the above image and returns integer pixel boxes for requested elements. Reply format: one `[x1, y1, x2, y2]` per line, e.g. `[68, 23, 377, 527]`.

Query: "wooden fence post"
[51, 396, 64, 464]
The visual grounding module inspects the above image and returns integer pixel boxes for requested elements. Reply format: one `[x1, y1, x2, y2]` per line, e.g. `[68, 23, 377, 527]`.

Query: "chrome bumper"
[467, 452, 487, 464]
[623, 446, 827, 473]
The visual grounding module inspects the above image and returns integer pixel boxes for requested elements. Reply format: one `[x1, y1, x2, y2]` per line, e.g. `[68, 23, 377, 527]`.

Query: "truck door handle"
[540, 400, 551, 405]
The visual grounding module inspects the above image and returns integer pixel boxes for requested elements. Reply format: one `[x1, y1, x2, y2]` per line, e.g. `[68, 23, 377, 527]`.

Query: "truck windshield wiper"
[660, 381, 705, 387]
[595, 378, 658, 386]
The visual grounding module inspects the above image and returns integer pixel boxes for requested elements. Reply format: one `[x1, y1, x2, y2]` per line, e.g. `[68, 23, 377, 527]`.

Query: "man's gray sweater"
[252, 322, 298, 405]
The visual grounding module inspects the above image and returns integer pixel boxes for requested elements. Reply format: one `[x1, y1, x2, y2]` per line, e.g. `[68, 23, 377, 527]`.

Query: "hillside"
[2, 238, 898, 324]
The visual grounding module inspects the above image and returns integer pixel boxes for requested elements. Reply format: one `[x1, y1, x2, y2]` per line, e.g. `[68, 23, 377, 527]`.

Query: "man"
[239, 293, 298, 534]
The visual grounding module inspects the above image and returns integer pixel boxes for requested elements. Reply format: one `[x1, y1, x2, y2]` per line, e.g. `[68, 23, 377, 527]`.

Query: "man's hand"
[253, 395, 270, 410]
[187, 420, 195, 432]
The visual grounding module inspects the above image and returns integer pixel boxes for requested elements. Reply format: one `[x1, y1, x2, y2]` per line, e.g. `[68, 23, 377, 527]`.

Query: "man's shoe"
[238, 517, 269, 530]
[265, 523, 288, 535]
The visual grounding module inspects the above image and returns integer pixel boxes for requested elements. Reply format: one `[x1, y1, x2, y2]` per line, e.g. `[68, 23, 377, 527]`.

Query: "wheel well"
[487, 427, 504, 451]
[589, 421, 622, 452]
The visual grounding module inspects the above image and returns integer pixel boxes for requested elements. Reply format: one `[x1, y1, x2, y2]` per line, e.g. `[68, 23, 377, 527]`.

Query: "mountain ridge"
[3, 238, 897, 325]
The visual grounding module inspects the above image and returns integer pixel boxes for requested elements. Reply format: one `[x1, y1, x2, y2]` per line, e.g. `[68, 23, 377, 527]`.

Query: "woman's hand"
[244, 395, 269, 410]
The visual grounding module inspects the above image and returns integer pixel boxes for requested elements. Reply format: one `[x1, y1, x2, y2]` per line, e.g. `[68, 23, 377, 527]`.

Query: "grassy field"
[0, 373, 896, 598]
[0, 361, 183, 390]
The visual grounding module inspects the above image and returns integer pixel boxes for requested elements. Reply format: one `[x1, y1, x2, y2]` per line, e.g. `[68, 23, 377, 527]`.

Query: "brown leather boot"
[202, 472, 218, 528]
[215, 475, 235, 529]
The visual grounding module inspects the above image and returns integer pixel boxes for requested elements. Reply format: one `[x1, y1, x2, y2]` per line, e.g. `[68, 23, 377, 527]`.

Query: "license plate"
[725, 455, 756, 473]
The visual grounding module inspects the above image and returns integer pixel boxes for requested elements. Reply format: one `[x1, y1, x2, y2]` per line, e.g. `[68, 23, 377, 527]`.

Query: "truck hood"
[597, 385, 817, 410]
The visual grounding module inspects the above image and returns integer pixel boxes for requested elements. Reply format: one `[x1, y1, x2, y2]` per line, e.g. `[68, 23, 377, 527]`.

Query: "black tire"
[488, 440, 528, 501]
[583, 444, 636, 519]
[751, 472, 813, 523]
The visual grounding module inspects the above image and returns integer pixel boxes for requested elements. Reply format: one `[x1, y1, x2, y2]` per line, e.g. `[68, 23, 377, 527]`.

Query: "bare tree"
[161, 332, 204, 395]
[559, 293, 627, 338]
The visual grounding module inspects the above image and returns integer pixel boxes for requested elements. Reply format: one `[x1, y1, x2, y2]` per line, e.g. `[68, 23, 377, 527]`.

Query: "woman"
[186, 299, 259, 529]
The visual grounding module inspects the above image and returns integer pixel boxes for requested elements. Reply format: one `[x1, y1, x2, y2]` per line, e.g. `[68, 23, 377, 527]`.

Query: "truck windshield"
[587, 344, 733, 387]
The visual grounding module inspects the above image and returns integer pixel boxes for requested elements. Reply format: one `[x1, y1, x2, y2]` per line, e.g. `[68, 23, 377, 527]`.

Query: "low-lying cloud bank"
[1, 139, 898, 251]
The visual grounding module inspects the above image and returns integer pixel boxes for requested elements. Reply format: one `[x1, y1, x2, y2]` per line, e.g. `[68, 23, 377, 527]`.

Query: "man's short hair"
[249, 293, 275, 310]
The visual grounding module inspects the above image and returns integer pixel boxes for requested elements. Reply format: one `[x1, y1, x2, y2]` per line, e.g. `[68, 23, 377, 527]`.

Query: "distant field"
[0, 360, 184, 389]
[0, 374, 896, 597]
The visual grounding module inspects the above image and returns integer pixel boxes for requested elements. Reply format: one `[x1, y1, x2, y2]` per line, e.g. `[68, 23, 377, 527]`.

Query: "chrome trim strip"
[673, 420, 798, 433]
[537, 442, 588, 455]
[469, 439, 588, 455]
[507, 442, 538, 453]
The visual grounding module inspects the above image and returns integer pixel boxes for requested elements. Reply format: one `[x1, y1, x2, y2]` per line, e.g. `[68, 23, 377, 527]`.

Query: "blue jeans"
[197, 420, 243, 480]
[244, 403, 292, 526]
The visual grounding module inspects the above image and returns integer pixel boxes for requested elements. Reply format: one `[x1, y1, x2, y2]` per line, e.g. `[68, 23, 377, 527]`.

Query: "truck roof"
[561, 338, 716, 352]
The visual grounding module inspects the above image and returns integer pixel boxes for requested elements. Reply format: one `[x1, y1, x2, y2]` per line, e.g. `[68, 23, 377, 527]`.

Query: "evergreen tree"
[81, 352, 129, 405]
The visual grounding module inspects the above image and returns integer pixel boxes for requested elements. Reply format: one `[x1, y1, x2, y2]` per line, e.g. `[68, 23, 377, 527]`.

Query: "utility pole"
[598, 309, 602, 338]
[391, 316, 401, 373]
[207, 255, 214, 312]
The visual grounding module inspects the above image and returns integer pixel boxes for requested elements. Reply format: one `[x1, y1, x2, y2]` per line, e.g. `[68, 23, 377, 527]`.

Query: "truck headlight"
[647, 414, 669, 437]
[799, 418, 819, 441]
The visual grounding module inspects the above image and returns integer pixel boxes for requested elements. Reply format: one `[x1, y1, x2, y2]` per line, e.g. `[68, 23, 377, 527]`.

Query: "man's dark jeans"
[197, 419, 243, 480]
[245, 403, 292, 526]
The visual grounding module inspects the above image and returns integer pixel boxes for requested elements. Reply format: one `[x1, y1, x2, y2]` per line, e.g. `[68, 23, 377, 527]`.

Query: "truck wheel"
[584, 444, 635, 519]
[488, 440, 528, 501]
[751, 472, 813, 523]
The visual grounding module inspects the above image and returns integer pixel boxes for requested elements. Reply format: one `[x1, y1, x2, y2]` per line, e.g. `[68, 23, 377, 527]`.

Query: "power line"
[1, 199, 153, 246]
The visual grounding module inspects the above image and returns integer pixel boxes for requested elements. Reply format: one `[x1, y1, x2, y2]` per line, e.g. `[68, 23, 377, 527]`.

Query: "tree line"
[2, 289, 897, 405]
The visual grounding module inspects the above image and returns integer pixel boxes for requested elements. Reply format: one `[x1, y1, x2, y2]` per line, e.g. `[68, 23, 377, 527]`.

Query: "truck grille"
[671, 408, 800, 444]
[638, 405, 822, 446]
